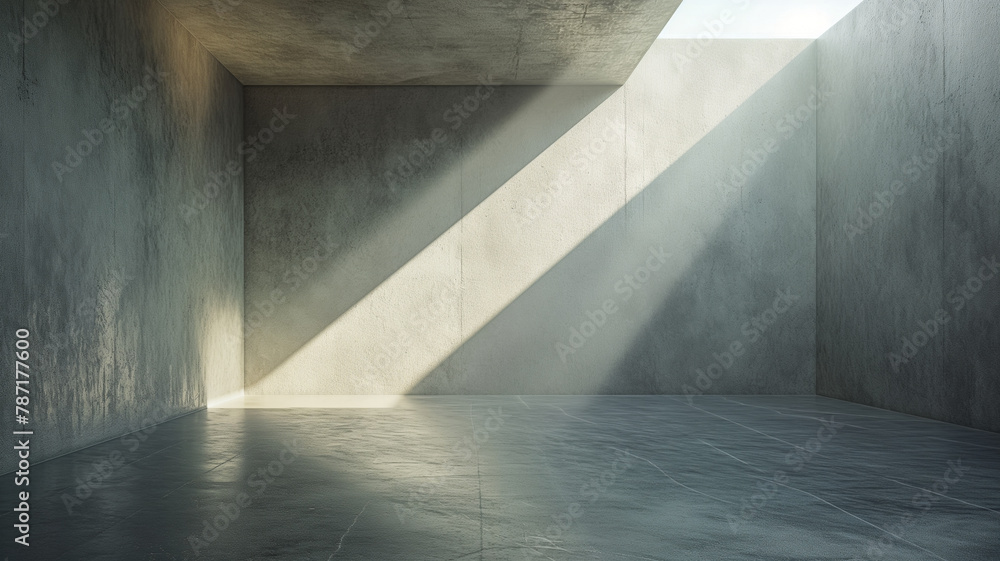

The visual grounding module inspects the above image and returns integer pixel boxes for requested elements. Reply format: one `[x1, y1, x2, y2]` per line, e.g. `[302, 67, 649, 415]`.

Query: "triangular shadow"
[410, 45, 818, 395]
[244, 86, 618, 387]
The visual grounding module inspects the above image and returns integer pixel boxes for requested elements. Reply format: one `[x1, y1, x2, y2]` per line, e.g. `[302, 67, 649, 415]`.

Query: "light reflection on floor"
[7, 396, 999, 560]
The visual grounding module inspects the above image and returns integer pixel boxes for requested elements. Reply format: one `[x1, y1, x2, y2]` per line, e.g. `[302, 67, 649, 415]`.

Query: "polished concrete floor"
[3, 396, 999, 560]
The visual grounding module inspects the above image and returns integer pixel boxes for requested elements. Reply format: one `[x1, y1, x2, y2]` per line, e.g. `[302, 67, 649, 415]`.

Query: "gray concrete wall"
[0, 0, 244, 473]
[244, 39, 818, 396]
[0, 0, 27, 475]
[817, 0, 1000, 431]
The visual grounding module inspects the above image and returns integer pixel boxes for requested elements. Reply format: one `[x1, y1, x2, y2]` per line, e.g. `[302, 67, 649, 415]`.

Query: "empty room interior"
[2, 0, 999, 559]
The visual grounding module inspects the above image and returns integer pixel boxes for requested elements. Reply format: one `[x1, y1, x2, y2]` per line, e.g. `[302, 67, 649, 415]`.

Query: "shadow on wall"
[816, 0, 1000, 432]
[243, 85, 617, 389]
[413, 45, 819, 395]
[243, 39, 818, 395]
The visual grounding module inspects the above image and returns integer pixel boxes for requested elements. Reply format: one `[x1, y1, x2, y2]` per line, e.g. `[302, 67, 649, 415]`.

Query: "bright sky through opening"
[660, 0, 866, 39]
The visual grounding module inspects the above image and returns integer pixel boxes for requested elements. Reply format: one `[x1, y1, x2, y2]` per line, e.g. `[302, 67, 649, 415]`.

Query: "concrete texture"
[3, 396, 998, 559]
[816, 0, 1000, 432]
[243, 39, 817, 396]
[155, 0, 684, 85]
[0, 0, 244, 474]
[0, 3, 27, 480]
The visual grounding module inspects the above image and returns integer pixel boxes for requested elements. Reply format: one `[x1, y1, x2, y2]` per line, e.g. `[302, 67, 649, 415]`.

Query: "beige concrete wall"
[244, 39, 818, 395]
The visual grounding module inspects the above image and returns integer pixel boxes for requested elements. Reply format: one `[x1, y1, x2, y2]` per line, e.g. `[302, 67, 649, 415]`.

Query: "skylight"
[659, 0, 866, 39]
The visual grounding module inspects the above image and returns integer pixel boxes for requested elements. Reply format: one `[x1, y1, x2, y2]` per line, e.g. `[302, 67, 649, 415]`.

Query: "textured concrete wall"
[0, 1, 27, 475]
[157, 0, 683, 85]
[244, 39, 817, 395]
[817, 0, 1000, 431]
[0, 0, 244, 473]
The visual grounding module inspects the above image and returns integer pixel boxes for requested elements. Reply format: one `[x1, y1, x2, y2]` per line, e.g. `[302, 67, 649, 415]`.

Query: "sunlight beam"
[248, 39, 813, 395]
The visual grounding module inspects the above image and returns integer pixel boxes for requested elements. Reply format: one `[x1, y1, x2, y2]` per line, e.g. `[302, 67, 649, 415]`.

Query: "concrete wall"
[817, 0, 1000, 431]
[244, 39, 818, 395]
[0, 0, 244, 473]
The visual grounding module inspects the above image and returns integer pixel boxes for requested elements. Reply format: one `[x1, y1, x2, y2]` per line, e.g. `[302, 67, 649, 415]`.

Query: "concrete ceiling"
[156, 0, 684, 85]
